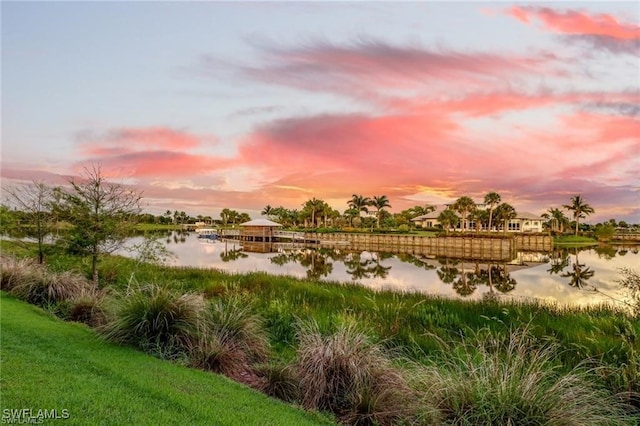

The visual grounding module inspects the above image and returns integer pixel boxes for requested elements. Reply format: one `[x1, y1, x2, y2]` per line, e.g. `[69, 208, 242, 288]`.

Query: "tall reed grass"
[100, 284, 204, 359]
[187, 296, 270, 382]
[1, 255, 90, 307]
[411, 327, 635, 425]
[295, 320, 422, 425]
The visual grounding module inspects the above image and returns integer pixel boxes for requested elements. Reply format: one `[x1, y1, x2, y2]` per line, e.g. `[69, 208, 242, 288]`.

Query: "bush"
[413, 327, 636, 425]
[187, 296, 270, 381]
[295, 320, 419, 425]
[256, 362, 300, 403]
[100, 284, 204, 359]
[0, 255, 46, 292]
[11, 269, 89, 307]
[65, 288, 110, 327]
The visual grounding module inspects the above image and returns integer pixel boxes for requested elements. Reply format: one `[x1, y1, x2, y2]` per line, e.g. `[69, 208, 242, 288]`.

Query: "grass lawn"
[0, 293, 333, 426]
[553, 235, 598, 246]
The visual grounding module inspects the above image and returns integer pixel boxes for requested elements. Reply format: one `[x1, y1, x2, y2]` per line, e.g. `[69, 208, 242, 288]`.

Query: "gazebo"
[239, 218, 283, 242]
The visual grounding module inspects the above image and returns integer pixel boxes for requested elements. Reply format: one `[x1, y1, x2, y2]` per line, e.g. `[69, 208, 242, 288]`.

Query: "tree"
[495, 203, 517, 233]
[303, 198, 328, 228]
[437, 208, 460, 234]
[484, 192, 501, 231]
[370, 195, 391, 228]
[56, 164, 141, 286]
[343, 208, 359, 226]
[545, 207, 569, 234]
[220, 208, 232, 225]
[3, 181, 56, 264]
[471, 209, 489, 232]
[348, 194, 371, 213]
[262, 205, 273, 219]
[0, 205, 18, 236]
[594, 223, 615, 242]
[452, 196, 476, 232]
[563, 195, 595, 236]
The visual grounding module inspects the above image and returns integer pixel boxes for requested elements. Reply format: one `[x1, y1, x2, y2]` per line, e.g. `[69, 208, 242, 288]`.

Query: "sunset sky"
[2, 2, 639, 222]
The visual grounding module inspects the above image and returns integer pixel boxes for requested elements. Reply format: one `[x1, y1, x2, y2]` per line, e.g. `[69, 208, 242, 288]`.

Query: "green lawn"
[553, 234, 598, 246]
[0, 293, 333, 426]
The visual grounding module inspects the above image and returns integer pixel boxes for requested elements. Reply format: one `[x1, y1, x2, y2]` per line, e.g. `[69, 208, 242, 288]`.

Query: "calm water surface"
[136, 232, 639, 308]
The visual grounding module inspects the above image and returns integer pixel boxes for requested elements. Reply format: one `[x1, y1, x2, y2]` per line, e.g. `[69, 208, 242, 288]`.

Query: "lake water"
[132, 232, 639, 309]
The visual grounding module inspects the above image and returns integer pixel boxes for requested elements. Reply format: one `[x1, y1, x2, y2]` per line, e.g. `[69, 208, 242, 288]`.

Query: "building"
[239, 218, 283, 242]
[411, 205, 544, 233]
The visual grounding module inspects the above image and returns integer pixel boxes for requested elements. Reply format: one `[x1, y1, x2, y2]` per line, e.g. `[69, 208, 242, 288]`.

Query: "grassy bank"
[2, 240, 638, 423]
[0, 293, 332, 425]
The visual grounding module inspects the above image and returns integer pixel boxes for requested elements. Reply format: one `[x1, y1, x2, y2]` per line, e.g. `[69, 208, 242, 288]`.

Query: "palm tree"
[303, 198, 327, 228]
[563, 195, 595, 236]
[546, 207, 569, 234]
[349, 194, 371, 215]
[261, 205, 273, 219]
[343, 208, 359, 226]
[370, 195, 391, 228]
[495, 203, 517, 233]
[484, 192, 501, 231]
[452, 196, 476, 232]
[471, 209, 489, 232]
[437, 208, 460, 234]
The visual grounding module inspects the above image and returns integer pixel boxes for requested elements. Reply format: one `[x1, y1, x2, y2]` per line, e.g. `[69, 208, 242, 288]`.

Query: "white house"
[411, 205, 544, 233]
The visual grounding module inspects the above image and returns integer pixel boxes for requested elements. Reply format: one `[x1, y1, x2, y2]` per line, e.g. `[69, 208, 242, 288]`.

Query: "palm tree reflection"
[561, 248, 595, 289]
[547, 250, 570, 275]
[436, 259, 518, 297]
[452, 263, 476, 296]
[220, 247, 248, 262]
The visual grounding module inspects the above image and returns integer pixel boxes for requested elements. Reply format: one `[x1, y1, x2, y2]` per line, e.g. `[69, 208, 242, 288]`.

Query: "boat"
[196, 228, 218, 240]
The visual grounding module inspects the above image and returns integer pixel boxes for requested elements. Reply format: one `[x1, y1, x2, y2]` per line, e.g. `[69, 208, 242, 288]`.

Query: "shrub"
[413, 327, 636, 425]
[0, 255, 46, 292]
[295, 320, 418, 425]
[65, 288, 110, 327]
[11, 269, 89, 307]
[100, 284, 203, 359]
[187, 296, 270, 381]
[263, 298, 297, 345]
[256, 362, 300, 403]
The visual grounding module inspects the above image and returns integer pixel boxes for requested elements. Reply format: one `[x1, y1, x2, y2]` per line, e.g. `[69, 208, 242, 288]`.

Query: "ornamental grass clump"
[256, 362, 300, 403]
[65, 287, 110, 327]
[0, 255, 39, 302]
[100, 284, 204, 360]
[187, 296, 270, 381]
[413, 327, 636, 425]
[10, 268, 90, 307]
[295, 320, 420, 425]
[0, 255, 44, 292]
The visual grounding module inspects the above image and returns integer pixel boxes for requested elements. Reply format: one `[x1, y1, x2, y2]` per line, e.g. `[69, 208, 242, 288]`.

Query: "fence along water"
[304, 233, 552, 261]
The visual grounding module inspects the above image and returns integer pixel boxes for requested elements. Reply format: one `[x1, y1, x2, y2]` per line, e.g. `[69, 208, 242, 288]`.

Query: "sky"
[2, 1, 639, 222]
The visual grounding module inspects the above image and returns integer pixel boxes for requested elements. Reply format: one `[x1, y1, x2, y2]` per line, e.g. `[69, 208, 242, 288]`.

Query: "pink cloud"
[72, 127, 232, 179]
[226, 98, 639, 221]
[77, 151, 235, 178]
[211, 38, 557, 101]
[506, 6, 639, 40]
[505, 6, 639, 54]
[77, 127, 206, 156]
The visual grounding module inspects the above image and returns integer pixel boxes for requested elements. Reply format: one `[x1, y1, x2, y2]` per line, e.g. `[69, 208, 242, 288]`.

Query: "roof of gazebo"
[239, 218, 283, 227]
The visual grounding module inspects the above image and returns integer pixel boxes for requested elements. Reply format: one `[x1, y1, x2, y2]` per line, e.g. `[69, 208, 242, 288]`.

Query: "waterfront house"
[411, 205, 544, 233]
